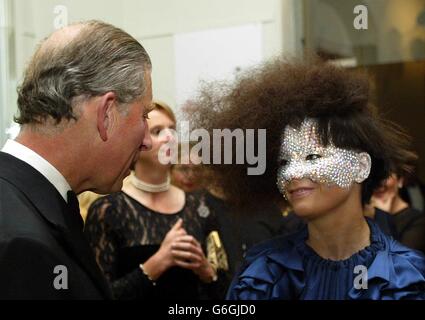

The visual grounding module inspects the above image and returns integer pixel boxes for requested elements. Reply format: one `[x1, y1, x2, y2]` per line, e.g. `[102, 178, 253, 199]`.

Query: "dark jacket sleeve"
[0, 237, 72, 299]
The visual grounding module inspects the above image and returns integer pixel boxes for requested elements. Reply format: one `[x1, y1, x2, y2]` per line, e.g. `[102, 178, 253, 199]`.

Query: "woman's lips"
[184, 182, 194, 188]
[289, 187, 314, 200]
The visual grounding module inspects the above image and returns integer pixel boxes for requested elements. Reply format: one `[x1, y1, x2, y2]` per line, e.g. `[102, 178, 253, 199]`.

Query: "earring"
[281, 204, 292, 217]
[282, 188, 289, 201]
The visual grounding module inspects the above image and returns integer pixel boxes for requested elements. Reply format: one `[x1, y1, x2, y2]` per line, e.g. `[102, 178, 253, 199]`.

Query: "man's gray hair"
[15, 20, 152, 125]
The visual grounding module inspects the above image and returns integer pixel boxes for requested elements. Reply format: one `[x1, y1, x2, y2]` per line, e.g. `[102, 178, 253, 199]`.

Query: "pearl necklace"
[130, 172, 171, 193]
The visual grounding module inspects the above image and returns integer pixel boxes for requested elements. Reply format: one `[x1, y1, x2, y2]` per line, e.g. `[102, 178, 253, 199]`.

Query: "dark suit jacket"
[0, 152, 112, 299]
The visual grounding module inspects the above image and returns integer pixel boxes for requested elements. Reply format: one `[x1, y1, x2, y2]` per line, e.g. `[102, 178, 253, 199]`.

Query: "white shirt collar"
[1, 139, 72, 202]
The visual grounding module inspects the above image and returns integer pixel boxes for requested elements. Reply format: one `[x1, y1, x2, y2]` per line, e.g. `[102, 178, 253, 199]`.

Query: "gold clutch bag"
[206, 231, 229, 272]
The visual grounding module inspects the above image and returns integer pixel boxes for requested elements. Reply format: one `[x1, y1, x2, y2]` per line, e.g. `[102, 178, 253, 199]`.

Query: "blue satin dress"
[226, 218, 425, 300]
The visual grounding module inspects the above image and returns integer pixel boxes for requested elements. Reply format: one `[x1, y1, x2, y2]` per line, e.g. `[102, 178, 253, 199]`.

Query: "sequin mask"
[276, 118, 371, 195]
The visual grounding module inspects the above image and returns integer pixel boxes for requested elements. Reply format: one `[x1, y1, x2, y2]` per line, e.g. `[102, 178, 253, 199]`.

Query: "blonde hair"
[152, 100, 176, 124]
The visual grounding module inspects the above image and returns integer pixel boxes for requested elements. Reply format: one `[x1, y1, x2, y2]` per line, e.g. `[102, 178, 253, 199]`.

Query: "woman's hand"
[143, 218, 217, 283]
[171, 236, 217, 283]
[142, 218, 187, 280]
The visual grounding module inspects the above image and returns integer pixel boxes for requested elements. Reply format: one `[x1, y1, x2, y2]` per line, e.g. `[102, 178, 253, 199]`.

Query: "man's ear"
[97, 92, 117, 141]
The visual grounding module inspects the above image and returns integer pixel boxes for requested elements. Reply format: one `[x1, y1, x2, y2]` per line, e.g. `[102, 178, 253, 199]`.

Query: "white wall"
[124, 0, 297, 108]
[12, 0, 126, 79]
[0, 0, 302, 145]
[123, 0, 276, 38]
[140, 35, 176, 107]
[174, 23, 264, 107]
[0, 0, 15, 144]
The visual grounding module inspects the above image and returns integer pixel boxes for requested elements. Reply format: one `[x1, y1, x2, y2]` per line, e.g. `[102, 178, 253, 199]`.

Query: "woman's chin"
[292, 204, 317, 219]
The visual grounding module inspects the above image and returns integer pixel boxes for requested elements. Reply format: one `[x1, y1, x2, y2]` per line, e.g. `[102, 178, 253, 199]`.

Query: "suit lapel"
[0, 152, 112, 299]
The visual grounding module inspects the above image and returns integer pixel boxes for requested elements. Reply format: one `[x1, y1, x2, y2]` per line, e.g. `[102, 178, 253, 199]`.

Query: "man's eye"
[306, 154, 322, 161]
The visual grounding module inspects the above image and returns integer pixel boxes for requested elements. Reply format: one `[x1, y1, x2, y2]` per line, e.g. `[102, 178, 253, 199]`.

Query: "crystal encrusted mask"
[276, 118, 371, 195]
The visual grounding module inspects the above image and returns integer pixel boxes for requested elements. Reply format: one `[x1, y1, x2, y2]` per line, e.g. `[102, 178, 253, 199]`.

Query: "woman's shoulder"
[183, 190, 217, 219]
[85, 192, 129, 222]
[245, 231, 299, 259]
[227, 229, 306, 300]
[184, 190, 204, 204]
[370, 218, 425, 271]
[392, 207, 425, 230]
[350, 223, 425, 299]
[90, 192, 127, 208]
[386, 238, 425, 280]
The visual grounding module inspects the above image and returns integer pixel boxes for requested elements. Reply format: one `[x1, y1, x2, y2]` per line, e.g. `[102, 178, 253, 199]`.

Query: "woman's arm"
[84, 197, 155, 299]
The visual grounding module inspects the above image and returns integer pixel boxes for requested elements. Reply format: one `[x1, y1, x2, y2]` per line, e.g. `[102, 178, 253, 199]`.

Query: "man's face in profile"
[102, 72, 153, 193]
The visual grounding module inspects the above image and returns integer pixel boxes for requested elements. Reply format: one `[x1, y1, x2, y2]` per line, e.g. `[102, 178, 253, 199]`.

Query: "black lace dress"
[374, 207, 425, 253]
[84, 191, 219, 300]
